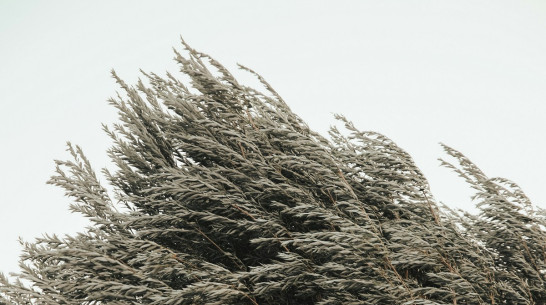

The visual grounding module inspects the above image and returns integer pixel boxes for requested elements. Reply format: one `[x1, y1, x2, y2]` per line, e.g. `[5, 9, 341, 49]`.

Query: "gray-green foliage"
[1, 39, 544, 304]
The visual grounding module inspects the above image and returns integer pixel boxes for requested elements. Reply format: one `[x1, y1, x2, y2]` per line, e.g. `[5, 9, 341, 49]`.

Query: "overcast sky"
[1, 0, 545, 276]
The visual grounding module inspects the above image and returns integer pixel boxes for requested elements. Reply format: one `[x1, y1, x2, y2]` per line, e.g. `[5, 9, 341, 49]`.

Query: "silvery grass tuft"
[1, 39, 544, 305]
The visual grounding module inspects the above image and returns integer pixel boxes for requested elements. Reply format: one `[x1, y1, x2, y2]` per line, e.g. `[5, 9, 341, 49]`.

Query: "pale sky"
[1, 1, 545, 276]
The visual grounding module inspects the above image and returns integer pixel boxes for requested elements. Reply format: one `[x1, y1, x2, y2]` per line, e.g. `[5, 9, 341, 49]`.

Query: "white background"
[1, 1, 545, 277]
